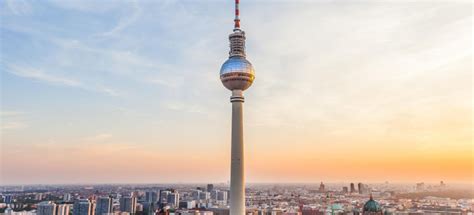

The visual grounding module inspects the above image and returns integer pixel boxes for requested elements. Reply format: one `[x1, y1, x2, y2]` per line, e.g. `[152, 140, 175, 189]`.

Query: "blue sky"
[1, 0, 472, 184]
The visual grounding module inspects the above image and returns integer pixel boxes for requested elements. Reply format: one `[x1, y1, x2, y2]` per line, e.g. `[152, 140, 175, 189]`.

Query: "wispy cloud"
[0, 111, 27, 117]
[1, 121, 28, 130]
[7, 64, 82, 87]
[83, 133, 113, 142]
[101, 0, 142, 37]
[5, 64, 121, 96]
[0, 110, 28, 131]
[3, 0, 32, 15]
[164, 102, 206, 114]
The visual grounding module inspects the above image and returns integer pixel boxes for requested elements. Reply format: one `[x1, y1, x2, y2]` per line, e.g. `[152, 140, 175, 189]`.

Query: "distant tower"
[342, 186, 349, 193]
[350, 183, 355, 193]
[219, 0, 255, 215]
[319, 182, 325, 192]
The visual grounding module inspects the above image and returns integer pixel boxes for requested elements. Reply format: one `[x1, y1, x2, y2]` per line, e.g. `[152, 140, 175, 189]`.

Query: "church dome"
[363, 195, 382, 212]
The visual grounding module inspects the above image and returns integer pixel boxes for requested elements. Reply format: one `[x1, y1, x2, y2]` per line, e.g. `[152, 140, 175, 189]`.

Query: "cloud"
[83, 133, 113, 142]
[7, 64, 82, 87]
[5, 64, 120, 96]
[97, 86, 120, 97]
[164, 102, 206, 114]
[1, 122, 28, 130]
[0, 110, 28, 131]
[3, 0, 32, 15]
[0, 111, 27, 117]
[100, 0, 142, 37]
[1, 1, 212, 101]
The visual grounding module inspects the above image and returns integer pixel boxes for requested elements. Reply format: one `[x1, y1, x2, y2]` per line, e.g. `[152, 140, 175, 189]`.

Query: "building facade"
[119, 196, 137, 214]
[73, 199, 94, 215]
[95, 196, 113, 215]
[37, 201, 56, 215]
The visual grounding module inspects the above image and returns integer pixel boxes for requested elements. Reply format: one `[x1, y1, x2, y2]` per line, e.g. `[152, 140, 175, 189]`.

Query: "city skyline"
[1, 0, 472, 185]
[2, 182, 471, 215]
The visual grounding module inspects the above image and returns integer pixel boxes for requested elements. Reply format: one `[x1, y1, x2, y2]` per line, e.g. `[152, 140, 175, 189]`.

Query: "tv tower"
[219, 0, 255, 215]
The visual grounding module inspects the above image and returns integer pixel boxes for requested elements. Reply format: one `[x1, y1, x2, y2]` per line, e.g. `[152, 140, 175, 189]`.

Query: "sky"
[0, 0, 472, 185]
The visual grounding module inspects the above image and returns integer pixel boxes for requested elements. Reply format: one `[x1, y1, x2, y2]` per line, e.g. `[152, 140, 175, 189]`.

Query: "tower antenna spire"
[234, 0, 240, 30]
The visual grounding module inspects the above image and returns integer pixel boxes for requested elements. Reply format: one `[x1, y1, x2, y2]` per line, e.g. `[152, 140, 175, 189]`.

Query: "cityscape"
[1, 0, 472, 215]
[1, 181, 473, 215]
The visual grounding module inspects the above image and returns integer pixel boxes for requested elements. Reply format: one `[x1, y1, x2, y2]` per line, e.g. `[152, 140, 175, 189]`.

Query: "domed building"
[363, 195, 383, 215]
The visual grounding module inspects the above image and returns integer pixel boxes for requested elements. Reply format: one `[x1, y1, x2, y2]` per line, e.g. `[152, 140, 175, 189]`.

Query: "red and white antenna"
[234, 0, 240, 29]
[228, 0, 246, 57]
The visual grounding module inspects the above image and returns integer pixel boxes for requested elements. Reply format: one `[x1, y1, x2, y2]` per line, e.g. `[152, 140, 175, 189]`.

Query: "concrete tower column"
[230, 89, 245, 215]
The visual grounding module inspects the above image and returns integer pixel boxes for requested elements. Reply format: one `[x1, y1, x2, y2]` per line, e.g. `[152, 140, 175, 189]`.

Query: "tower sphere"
[220, 57, 255, 91]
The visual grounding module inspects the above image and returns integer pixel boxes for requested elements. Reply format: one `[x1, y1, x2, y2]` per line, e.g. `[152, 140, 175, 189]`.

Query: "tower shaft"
[230, 89, 245, 215]
[221, 1, 253, 214]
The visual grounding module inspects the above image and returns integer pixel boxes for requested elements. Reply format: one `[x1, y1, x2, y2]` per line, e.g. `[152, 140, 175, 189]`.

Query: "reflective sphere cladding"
[220, 57, 255, 91]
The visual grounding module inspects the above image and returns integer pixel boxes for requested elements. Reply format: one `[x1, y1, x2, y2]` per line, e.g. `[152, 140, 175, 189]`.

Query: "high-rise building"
[217, 191, 228, 202]
[57, 204, 71, 215]
[73, 199, 94, 215]
[211, 190, 217, 200]
[219, 1, 255, 215]
[95, 196, 113, 215]
[37, 201, 56, 215]
[207, 184, 214, 193]
[119, 196, 137, 214]
[191, 190, 201, 200]
[159, 190, 171, 204]
[63, 193, 72, 202]
[342, 187, 349, 193]
[357, 183, 369, 194]
[199, 192, 210, 200]
[4, 195, 13, 204]
[35, 193, 43, 201]
[167, 192, 179, 208]
[350, 183, 356, 193]
[145, 191, 158, 203]
[144, 191, 158, 215]
[130, 191, 139, 198]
